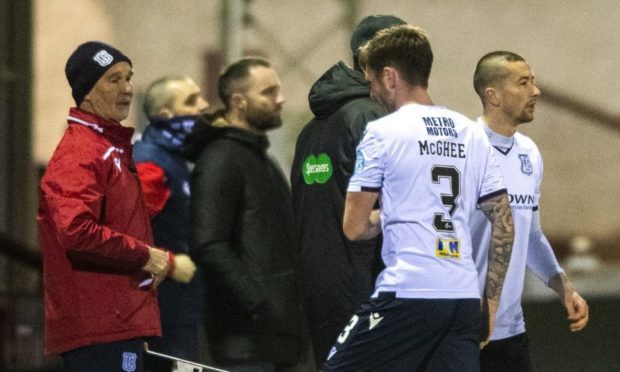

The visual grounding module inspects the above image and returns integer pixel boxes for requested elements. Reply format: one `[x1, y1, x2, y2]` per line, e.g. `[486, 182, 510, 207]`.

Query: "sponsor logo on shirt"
[507, 193, 536, 210]
[436, 237, 461, 259]
[302, 153, 333, 185]
[354, 149, 365, 174]
[422, 116, 458, 138]
[509, 193, 535, 205]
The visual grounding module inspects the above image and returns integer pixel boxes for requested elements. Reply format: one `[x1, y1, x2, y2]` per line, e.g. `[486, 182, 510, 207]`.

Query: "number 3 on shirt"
[337, 315, 359, 344]
[431, 165, 461, 232]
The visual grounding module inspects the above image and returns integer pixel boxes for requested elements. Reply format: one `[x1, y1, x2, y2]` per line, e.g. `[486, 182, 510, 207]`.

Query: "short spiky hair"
[473, 51, 526, 101]
[360, 25, 433, 87]
[143, 75, 190, 119]
[218, 57, 271, 109]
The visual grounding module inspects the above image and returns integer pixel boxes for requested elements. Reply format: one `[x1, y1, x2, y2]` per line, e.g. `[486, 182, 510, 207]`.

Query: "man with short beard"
[470, 51, 589, 372]
[185, 57, 309, 371]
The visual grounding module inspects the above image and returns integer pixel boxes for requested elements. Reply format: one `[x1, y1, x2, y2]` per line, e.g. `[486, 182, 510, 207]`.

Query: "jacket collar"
[67, 107, 135, 148]
[223, 126, 270, 153]
[184, 112, 270, 160]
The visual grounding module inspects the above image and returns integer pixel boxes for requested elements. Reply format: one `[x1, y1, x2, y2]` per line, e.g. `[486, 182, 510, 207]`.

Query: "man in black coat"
[290, 15, 406, 367]
[187, 57, 309, 371]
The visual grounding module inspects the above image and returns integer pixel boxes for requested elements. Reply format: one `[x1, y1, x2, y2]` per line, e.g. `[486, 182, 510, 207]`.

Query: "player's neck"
[482, 112, 517, 137]
[398, 85, 433, 108]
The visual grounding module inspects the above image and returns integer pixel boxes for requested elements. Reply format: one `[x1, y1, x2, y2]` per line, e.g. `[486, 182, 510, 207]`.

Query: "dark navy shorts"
[62, 338, 145, 372]
[480, 332, 532, 372]
[323, 293, 481, 372]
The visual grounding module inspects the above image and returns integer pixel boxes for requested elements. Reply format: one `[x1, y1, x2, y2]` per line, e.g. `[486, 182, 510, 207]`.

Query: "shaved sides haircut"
[473, 51, 526, 102]
[143, 75, 191, 119]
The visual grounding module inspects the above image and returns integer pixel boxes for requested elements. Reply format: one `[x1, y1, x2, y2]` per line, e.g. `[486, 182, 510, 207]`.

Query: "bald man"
[133, 75, 209, 361]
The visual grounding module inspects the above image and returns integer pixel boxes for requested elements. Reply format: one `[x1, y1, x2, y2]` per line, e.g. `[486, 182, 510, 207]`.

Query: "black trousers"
[324, 293, 481, 372]
[480, 332, 532, 372]
[62, 338, 145, 372]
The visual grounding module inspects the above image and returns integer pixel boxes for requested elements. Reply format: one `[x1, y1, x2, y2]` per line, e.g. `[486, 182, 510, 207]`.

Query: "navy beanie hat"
[350, 15, 406, 59]
[65, 41, 132, 105]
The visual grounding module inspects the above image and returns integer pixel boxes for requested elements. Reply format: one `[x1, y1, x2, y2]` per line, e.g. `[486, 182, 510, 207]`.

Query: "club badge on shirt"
[518, 154, 533, 176]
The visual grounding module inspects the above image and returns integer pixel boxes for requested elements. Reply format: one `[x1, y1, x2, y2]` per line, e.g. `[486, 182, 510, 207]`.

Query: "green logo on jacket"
[302, 153, 333, 185]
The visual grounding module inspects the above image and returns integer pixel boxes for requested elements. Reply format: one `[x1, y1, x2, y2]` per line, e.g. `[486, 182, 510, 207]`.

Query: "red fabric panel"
[136, 162, 172, 217]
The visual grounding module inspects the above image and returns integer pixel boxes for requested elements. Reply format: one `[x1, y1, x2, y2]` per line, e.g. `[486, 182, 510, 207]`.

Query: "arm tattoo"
[480, 192, 515, 302]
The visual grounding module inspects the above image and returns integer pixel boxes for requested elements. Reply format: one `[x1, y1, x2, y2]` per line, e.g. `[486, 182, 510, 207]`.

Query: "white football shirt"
[470, 117, 563, 340]
[349, 104, 506, 299]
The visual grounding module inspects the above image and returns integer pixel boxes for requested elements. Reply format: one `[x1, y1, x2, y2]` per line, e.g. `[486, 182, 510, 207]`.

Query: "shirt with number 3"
[349, 103, 506, 299]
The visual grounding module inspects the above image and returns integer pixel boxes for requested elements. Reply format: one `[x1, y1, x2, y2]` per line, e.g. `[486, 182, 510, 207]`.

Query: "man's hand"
[142, 246, 170, 288]
[564, 291, 589, 332]
[548, 273, 589, 332]
[169, 254, 197, 283]
[143, 246, 170, 275]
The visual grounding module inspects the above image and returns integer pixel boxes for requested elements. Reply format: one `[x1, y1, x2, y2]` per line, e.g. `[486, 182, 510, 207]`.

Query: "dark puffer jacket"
[186, 118, 303, 365]
[290, 61, 386, 365]
[133, 122, 205, 327]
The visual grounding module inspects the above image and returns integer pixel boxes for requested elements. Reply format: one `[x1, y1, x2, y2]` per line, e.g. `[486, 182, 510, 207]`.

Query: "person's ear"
[231, 93, 246, 111]
[383, 67, 397, 89]
[157, 108, 173, 119]
[486, 88, 500, 107]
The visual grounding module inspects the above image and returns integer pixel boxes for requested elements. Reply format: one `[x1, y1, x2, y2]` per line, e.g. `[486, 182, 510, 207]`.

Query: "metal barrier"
[145, 345, 229, 372]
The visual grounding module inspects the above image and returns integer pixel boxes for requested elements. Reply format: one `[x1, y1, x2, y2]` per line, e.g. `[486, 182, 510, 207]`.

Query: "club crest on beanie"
[65, 41, 132, 106]
[350, 15, 406, 59]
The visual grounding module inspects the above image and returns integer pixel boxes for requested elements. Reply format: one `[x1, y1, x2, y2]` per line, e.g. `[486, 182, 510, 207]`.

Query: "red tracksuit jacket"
[37, 108, 161, 356]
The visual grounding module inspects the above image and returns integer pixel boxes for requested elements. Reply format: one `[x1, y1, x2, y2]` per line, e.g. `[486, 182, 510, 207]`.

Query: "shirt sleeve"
[135, 162, 172, 217]
[526, 208, 564, 284]
[340, 102, 385, 191]
[348, 124, 384, 192]
[526, 155, 563, 284]
[40, 149, 150, 271]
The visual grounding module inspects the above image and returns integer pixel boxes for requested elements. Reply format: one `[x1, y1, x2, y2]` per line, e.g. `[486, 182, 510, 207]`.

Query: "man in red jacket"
[37, 41, 171, 372]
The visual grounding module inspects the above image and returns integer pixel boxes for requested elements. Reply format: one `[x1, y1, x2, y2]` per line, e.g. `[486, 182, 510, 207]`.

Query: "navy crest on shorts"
[122, 352, 137, 372]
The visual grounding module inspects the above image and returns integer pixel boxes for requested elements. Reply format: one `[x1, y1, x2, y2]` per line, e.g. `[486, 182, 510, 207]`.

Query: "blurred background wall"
[1, 0, 618, 370]
[31, 0, 620, 241]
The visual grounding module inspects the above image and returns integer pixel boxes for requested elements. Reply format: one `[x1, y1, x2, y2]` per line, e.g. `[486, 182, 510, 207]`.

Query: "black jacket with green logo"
[186, 120, 303, 365]
[291, 61, 386, 366]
